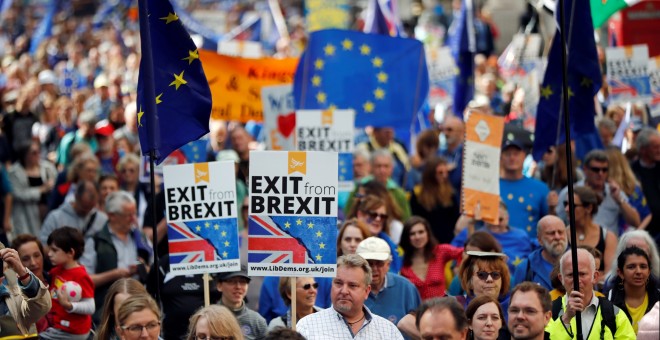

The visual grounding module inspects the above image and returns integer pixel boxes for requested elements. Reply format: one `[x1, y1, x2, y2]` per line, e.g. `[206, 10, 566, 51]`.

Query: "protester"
[356, 127, 411, 187]
[636, 301, 659, 340]
[406, 129, 440, 191]
[631, 128, 660, 241]
[97, 174, 119, 211]
[466, 295, 508, 340]
[458, 251, 511, 319]
[604, 146, 651, 230]
[415, 297, 469, 340]
[606, 246, 659, 334]
[336, 218, 370, 256]
[264, 327, 306, 340]
[507, 282, 551, 340]
[447, 231, 503, 296]
[115, 294, 162, 340]
[438, 115, 465, 191]
[95, 278, 148, 340]
[215, 267, 267, 340]
[12, 234, 48, 284]
[400, 216, 464, 299]
[267, 277, 322, 331]
[186, 305, 244, 340]
[350, 180, 405, 244]
[116, 153, 150, 228]
[604, 229, 660, 289]
[296, 254, 404, 339]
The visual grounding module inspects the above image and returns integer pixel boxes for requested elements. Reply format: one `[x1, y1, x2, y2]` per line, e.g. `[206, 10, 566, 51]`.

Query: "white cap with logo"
[356, 237, 392, 262]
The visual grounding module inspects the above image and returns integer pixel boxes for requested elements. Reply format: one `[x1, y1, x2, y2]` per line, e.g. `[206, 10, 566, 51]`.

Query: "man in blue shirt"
[512, 215, 567, 290]
[356, 237, 421, 326]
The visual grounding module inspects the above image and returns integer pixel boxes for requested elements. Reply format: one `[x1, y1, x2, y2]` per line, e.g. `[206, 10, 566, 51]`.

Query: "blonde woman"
[115, 295, 162, 340]
[605, 146, 651, 230]
[186, 305, 244, 340]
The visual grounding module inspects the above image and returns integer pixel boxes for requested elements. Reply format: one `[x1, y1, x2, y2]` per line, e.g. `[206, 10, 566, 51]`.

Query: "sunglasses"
[367, 211, 388, 220]
[301, 283, 319, 290]
[588, 166, 608, 173]
[475, 271, 501, 281]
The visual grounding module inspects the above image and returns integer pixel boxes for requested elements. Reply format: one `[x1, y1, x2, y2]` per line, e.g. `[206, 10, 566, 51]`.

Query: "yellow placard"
[199, 50, 298, 123]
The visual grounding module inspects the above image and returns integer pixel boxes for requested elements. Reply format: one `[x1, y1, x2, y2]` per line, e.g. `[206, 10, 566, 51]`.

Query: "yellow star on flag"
[316, 92, 327, 104]
[221, 231, 227, 237]
[328, 104, 338, 111]
[222, 251, 228, 258]
[182, 49, 199, 65]
[195, 226, 201, 231]
[307, 222, 315, 229]
[324, 44, 336, 56]
[296, 218, 302, 225]
[137, 105, 144, 127]
[169, 71, 187, 90]
[214, 224, 220, 230]
[371, 57, 383, 68]
[363, 101, 375, 113]
[316, 231, 323, 237]
[284, 221, 291, 228]
[360, 44, 371, 55]
[341, 39, 353, 50]
[540, 85, 553, 100]
[377, 71, 388, 83]
[374, 88, 385, 100]
[319, 242, 326, 249]
[160, 12, 179, 24]
[314, 59, 324, 70]
[204, 222, 210, 228]
[513, 256, 523, 267]
[568, 87, 575, 98]
[224, 241, 230, 247]
[580, 77, 593, 87]
[316, 254, 322, 261]
[155, 93, 163, 104]
[311, 75, 321, 87]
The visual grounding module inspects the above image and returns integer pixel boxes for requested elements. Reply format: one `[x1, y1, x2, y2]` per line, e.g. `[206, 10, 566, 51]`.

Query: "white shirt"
[580, 293, 600, 339]
[297, 305, 404, 339]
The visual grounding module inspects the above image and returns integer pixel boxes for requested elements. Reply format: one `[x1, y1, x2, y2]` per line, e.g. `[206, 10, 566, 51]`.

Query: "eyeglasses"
[563, 201, 583, 208]
[121, 168, 138, 173]
[367, 211, 388, 220]
[121, 321, 160, 335]
[475, 271, 501, 281]
[300, 283, 319, 290]
[588, 166, 608, 173]
[195, 336, 235, 340]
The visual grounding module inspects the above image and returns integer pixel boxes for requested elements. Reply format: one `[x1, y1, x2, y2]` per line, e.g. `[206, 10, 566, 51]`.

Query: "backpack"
[551, 297, 618, 339]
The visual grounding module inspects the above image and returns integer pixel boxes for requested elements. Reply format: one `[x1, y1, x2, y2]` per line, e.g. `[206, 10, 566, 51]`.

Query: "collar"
[334, 305, 374, 323]
[585, 292, 599, 311]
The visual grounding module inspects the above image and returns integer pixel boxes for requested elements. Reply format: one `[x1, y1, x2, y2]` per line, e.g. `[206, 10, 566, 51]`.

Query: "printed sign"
[218, 40, 264, 58]
[606, 44, 652, 104]
[462, 112, 505, 225]
[305, 0, 351, 32]
[649, 57, 660, 118]
[248, 151, 338, 277]
[199, 50, 298, 122]
[164, 161, 240, 276]
[296, 109, 355, 191]
[426, 47, 457, 108]
[139, 139, 207, 183]
[262, 84, 296, 151]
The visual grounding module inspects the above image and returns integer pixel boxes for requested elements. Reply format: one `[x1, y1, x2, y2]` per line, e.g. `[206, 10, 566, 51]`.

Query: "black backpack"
[551, 297, 617, 339]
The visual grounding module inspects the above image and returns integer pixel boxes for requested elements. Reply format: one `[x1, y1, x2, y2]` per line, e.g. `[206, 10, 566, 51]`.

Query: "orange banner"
[199, 50, 298, 122]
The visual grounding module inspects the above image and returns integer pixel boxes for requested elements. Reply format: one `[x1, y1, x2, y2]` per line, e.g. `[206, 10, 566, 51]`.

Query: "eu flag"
[447, 0, 476, 117]
[137, 0, 212, 164]
[363, 0, 404, 37]
[533, 0, 603, 162]
[293, 29, 429, 128]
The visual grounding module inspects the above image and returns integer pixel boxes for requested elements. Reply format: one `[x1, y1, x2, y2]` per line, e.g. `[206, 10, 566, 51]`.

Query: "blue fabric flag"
[29, 0, 59, 55]
[447, 0, 476, 118]
[363, 0, 404, 37]
[532, 0, 603, 162]
[293, 29, 429, 128]
[137, 0, 212, 164]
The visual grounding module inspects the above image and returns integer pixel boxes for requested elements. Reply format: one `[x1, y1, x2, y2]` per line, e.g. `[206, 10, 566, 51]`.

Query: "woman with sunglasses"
[458, 251, 511, 320]
[116, 294, 162, 340]
[400, 216, 464, 300]
[606, 246, 660, 334]
[566, 186, 618, 276]
[348, 194, 402, 273]
[267, 277, 322, 331]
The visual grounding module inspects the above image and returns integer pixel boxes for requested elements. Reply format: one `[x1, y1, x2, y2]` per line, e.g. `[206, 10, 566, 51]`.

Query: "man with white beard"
[513, 215, 568, 290]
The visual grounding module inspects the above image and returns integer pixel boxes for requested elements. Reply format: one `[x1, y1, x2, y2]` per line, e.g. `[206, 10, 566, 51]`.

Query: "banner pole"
[291, 277, 297, 331]
[149, 149, 161, 304]
[203, 272, 210, 307]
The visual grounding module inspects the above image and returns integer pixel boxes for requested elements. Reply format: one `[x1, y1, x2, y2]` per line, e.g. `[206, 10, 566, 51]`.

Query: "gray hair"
[337, 254, 372, 287]
[77, 110, 97, 125]
[559, 248, 595, 275]
[353, 148, 371, 163]
[606, 229, 660, 281]
[597, 117, 617, 134]
[105, 190, 136, 214]
[117, 153, 140, 172]
[370, 149, 393, 166]
[636, 127, 660, 150]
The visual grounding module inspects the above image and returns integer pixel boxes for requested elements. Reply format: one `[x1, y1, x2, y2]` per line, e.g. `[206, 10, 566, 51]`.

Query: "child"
[41, 227, 95, 340]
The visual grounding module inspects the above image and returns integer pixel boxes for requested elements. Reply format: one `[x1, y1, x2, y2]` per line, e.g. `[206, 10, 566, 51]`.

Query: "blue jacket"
[365, 272, 421, 325]
[512, 248, 555, 291]
[379, 231, 402, 274]
[257, 276, 332, 323]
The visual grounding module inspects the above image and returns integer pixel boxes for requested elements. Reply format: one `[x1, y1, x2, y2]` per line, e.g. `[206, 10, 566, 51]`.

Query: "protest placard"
[606, 44, 652, 104]
[649, 57, 660, 118]
[139, 139, 207, 183]
[305, 0, 351, 32]
[462, 112, 505, 225]
[248, 151, 338, 277]
[296, 109, 355, 192]
[163, 161, 240, 276]
[426, 46, 457, 108]
[218, 40, 264, 58]
[262, 84, 296, 151]
[199, 50, 298, 122]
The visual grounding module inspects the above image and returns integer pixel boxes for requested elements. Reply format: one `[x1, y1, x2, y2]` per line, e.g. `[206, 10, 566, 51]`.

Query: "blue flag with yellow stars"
[532, 0, 602, 162]
[293, 29, 429, 128]
[447, 0, 476, 117]
[137, 0, 212, 164]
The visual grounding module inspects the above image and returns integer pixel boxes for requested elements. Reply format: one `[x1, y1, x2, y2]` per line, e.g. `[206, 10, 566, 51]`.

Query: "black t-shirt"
[631, 160, 660, 236]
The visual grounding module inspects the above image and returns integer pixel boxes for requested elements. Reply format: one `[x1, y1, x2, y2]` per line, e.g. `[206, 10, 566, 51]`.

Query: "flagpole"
[557, 0, 582, 337]
[149, 150, 161, 304]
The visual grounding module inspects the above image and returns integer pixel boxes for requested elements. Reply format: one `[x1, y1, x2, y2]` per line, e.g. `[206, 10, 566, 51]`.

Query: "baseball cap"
[94, 74, 110, 88]
[216, 150, 240, 163]
[356, 237, 391, 261]
[502, 138, 526, 151]
[466, 251, 507, 258]
[215, 266, 251, 282]
[95, 120, 115, 137]
[38, 70, 57, 85]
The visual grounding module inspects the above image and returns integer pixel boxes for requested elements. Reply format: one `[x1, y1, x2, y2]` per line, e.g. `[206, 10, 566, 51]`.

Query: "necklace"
[578, 233, 585, 241]
[346, 314, 365, 326]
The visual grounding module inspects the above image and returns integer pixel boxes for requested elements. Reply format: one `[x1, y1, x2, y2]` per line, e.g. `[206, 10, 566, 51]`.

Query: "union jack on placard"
[248, 215, 313, 264]
[168, 222, 221, 264]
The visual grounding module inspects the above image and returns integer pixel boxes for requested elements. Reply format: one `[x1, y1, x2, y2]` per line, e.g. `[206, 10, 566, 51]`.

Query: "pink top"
[401, 244, 464, 300]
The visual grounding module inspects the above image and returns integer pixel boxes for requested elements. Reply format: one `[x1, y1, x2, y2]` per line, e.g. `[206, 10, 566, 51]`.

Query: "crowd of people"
[0, 0, 658, 340]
